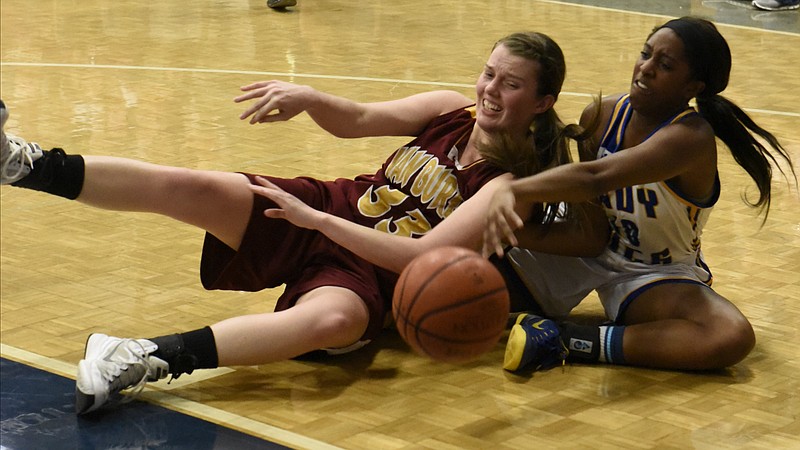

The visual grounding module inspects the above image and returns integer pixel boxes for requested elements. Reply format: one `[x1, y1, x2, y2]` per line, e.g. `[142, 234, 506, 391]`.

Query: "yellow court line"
[0, 343, 343, 450]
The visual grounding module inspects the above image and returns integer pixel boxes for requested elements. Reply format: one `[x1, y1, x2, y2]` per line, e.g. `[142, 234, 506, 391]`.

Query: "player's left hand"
[249, 176, 322, 230]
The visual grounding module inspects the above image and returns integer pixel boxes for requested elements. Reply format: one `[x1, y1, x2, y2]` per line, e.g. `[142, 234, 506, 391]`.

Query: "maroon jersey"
[350, 106, 503, 232]
[200, 106, 506, 340]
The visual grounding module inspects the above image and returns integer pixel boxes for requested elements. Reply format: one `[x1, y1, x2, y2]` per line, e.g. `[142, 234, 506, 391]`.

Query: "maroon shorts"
[199, 174, 396, 341]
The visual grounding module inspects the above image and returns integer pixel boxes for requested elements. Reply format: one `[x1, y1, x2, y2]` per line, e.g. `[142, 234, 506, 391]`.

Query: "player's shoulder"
[665, 107, 714, 142]
[598, 93, 627, 116]
[579, 93, 624, 127]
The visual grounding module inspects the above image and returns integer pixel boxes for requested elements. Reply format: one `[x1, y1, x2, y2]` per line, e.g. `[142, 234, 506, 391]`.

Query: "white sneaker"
[75, 333, 169, 415]
[0, 101, 44, 184]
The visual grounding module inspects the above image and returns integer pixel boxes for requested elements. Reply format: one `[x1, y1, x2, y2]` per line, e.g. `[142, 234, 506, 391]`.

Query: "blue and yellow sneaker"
[503, 313, 568, 372]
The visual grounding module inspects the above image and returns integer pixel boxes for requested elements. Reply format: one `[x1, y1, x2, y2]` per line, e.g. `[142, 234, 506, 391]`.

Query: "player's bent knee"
[704, 316, 756, 368]
[296, 287, 371, 350]
[721, 319, 755, 366]
[312, 309, 369, 349]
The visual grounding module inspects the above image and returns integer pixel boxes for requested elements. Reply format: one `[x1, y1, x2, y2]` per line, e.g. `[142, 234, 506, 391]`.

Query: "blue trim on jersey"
[615, 278, 713, 324]
[663, 173, 721, 208]
[599, 95, 698, 156]
[695, 257, 714, 285]
[599, 95, 632, 152]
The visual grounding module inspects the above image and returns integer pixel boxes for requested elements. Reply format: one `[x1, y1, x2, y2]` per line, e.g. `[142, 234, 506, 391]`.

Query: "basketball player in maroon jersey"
[1, 32, 605, 414]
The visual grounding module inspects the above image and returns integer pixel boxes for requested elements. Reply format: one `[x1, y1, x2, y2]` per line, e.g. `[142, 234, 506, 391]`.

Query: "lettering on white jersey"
[600, 186, 659, 219]
[602, 186, 674, 265]
[595, 97, 708, 268]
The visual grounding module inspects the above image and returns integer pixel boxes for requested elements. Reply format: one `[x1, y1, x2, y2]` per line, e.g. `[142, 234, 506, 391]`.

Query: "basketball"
[392, 246, 510, 364]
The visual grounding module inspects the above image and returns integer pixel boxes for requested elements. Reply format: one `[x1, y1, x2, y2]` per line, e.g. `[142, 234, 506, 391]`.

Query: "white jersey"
[598, 94, 718, 269]
[508, 95, 718, 321]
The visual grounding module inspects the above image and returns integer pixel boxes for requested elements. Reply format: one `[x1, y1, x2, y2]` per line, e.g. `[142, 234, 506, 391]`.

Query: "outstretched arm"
[483, 99, 716, 256]
[514, 202, 610, 258]
[235, 81, 473, 138]
[250, 174, 608, 274]
[249, 175, 511, 274]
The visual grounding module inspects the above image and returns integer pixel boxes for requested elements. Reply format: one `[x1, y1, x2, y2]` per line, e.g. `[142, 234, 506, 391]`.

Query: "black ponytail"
[662, 17, 796, 220]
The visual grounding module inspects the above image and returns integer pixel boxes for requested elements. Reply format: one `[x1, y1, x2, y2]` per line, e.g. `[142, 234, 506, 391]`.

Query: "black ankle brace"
[149, 327, 219, 378]
[12, 148, 85, 199]
[150, 333, 186, 361]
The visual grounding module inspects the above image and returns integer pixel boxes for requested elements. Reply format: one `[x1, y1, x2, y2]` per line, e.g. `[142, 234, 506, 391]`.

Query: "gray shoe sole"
[267, 0, 297, 8]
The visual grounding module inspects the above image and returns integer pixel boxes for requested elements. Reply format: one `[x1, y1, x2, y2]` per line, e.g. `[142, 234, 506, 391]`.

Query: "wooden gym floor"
[1, 0, 798, 448]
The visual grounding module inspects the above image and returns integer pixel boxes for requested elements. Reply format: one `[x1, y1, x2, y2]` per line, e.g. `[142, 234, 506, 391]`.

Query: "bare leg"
[211, 286, 370, 365]
[80, 156, 253, 249]
[620, 283, 755, 370]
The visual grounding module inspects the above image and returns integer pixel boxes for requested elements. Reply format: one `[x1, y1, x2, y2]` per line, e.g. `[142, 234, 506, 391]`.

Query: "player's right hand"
[235, 80, 314, 124]
[482, 179, 524, 258]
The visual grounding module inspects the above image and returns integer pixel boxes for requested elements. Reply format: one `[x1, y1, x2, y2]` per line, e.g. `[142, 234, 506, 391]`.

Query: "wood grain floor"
[2, 0, 798, 448]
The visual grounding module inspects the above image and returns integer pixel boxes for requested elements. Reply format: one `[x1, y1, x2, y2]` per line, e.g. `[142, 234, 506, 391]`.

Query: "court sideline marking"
[0, 343, 343, 450]
[545, 0, 800, 37]
[1, 62, 798, 118]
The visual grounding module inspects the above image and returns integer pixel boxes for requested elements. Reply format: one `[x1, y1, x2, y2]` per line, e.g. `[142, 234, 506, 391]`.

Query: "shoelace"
[1, 135, 35, 181]
[96, 339, 153, 404]
[530, 322, 568, 369]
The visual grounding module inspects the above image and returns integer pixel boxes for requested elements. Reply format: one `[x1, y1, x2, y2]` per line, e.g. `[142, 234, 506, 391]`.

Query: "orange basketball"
[392, 246, 510, 364]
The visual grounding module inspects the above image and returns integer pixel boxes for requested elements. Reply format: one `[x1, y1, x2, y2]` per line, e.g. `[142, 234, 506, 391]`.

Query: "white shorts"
[507, 247, 713, 322]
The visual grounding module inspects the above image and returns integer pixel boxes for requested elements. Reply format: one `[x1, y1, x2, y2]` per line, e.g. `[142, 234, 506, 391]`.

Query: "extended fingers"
[499, 214, 521, 248]
[237, 95, 265, 120]
[240, 97, 276, 122]
[249, 176, 280, 198]
[239, 81, 270, 93]
[234, 90, 262, 104]
[235, 84, 279, 121]
[252, 176, 285, 192]
[481, 227, 500, 258]
[481, 210, 523, 258]
[235, 82, 272, 106]
[249, 179, 289, 221]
